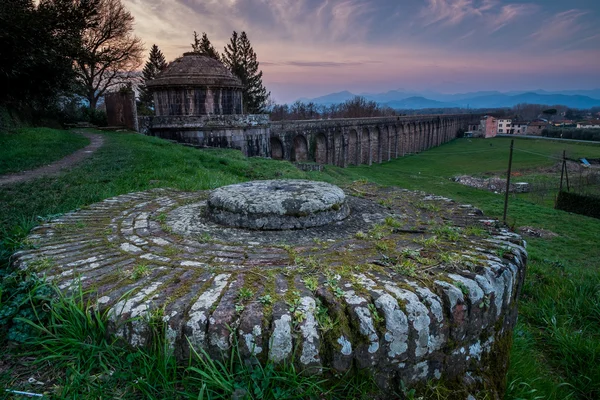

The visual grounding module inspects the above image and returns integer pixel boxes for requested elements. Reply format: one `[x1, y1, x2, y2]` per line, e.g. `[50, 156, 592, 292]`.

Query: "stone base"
[138, 114, 270, 157]
[207, 180, 350, 230]
[13, 182, 526, 398]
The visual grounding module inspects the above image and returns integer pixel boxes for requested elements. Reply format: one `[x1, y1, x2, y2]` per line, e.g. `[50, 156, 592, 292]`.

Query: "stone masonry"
[13, 180, 526, 398]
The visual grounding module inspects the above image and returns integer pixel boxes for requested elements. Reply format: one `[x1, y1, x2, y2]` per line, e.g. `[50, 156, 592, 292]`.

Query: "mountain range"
[297, 89, 600, 110]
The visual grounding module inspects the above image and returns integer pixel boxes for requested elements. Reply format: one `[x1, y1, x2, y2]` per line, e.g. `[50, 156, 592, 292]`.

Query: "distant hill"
[297, 91, 356, 105]
[299, 89, 600, 109]
[383, 97, 458, 110]
[453, 92, 600, 109]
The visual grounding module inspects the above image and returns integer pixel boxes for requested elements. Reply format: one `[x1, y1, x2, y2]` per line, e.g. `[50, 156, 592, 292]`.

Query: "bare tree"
[74, 0, 144, 109]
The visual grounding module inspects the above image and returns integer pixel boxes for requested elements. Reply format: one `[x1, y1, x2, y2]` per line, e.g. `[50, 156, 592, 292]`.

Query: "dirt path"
[0, 131, 104, 186]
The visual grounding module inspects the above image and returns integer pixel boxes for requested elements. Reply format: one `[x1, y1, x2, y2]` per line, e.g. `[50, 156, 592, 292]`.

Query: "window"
[499, 124, 503, 127]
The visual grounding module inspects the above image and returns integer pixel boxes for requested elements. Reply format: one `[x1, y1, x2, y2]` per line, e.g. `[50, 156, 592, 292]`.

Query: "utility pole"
[503, 140, 514, 225]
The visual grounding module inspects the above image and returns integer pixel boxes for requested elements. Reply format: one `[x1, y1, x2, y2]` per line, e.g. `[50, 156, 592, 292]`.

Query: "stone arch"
[334, 131, 344, 167]
[348, 129, 359, 165]
[314, 133, 327, 164]
[361, 127, 370, 165]
[270, 137, 284, 160]
[291, 135, 308, 162]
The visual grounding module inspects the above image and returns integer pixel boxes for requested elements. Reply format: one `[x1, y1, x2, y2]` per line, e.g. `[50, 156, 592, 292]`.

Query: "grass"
[1, 130, 600, 398]
[0, 127, 90, 174]
[0, 130, 306, 233]
[1, 284, 377, 399]
[329, 137, 600, 399]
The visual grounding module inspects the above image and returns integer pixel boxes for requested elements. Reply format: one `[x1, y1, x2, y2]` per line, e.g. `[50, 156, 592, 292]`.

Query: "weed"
[315, 299, 335, 333]
[130, 264, 150, 280]
[434, 225, 462, 242]
[355, 231, 368, 240]
[368, 304, 383, 324]
[197, 232, 212, 243]
[414, 235, 440, 248]
[496, 246, 511, 259]
[464, 226, 489, 237]
[156, 213, 167, 223]
[237, 287, 254, 302]
[378, 198, 394, 208]
[302, 276, 319, 292]
[258, 294, 273, 306]
[394, 260, 418, 277]
[455, 281, 470, 296]
[375, 242, 389, 252]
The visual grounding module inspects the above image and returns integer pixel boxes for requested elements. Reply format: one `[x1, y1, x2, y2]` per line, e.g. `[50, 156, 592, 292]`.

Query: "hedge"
[555, 190, 600, 219]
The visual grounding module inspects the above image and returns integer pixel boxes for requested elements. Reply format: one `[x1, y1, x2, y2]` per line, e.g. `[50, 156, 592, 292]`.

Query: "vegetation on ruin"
[1, 130, 600, 398]
[0, 128, 90, 174]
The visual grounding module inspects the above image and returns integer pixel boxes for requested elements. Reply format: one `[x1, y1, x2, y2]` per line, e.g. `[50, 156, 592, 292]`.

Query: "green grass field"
[0, 128, 90, 174]
[1, 130, 599, 399]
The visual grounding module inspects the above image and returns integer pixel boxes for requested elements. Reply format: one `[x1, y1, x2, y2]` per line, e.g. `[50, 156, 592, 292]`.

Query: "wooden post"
[503, 140, 514, 225]
[565, 156, 570, 192]
[559, 150, 565, 192]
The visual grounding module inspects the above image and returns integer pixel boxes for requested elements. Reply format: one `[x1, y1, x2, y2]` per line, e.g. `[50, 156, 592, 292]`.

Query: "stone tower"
[138, 52, 270, 157]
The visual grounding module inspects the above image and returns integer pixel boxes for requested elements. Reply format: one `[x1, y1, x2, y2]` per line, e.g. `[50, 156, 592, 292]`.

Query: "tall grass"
[11, 283, 377, 399]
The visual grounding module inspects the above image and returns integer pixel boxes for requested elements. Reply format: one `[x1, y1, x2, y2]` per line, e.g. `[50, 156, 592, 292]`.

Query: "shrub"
[555, 191, 600, 219]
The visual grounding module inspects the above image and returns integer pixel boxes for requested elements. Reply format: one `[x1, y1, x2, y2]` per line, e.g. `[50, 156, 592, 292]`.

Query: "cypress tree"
[138, 44, 167, 113]
[191, 31, 220, 60]
[222, 31, 269, 114]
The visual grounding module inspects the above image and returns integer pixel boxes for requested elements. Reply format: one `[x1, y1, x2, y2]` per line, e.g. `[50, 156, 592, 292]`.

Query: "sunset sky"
[123, 0, 600, 103]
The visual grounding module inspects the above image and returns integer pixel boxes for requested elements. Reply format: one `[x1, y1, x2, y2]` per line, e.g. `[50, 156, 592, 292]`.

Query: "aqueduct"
[268, 114, 474, 167]
[135, 53, 478, 165]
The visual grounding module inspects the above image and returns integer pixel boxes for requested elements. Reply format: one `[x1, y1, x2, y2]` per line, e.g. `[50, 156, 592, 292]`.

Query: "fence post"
[560, 150, 565, 192]
[503, 139, 514, 225]
[565, 156, 570, 192]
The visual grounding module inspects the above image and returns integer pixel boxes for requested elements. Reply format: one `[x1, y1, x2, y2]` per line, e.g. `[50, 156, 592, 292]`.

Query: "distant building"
[554, 120, 575, 127]
[497, 118, 512, 134]
[577, 120, 600, 129]
[480, 116, 498, 138]
[527, 121, 548, 136]
[512, 121, 528, 135]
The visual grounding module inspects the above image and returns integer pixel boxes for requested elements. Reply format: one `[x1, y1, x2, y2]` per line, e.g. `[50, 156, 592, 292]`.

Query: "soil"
[0, 131, 104, 186]
[518, 226, 559, 239]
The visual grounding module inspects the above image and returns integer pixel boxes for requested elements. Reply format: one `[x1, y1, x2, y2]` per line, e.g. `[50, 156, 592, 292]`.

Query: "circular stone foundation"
[13, 180, 527, 398]
[207, 180, 350, 230]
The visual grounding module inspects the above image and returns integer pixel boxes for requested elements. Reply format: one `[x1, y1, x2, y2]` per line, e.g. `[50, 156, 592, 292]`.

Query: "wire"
[406, 148, 502, 156]
[513, 148, 564, 161]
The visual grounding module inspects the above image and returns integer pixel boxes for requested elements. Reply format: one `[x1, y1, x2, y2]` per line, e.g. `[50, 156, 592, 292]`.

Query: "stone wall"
[153, 87, 243, 116]
[139, 114, 270, 157]
[105, 90, 138, 131]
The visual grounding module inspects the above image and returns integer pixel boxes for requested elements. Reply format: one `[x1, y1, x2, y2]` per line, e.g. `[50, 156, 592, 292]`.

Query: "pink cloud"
[529, 9, 589, 44]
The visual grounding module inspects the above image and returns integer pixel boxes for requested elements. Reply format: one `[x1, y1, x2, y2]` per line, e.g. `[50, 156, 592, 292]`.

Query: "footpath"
[0, 131, 104, 186]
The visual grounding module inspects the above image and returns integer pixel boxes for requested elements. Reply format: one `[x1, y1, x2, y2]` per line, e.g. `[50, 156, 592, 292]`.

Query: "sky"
[123, 0, 600, 103]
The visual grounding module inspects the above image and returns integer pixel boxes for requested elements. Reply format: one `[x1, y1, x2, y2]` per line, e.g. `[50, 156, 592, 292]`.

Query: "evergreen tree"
[222, 31, 269, 114]
[191, 31, 220, 60]
[138, 44, 167, 112]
